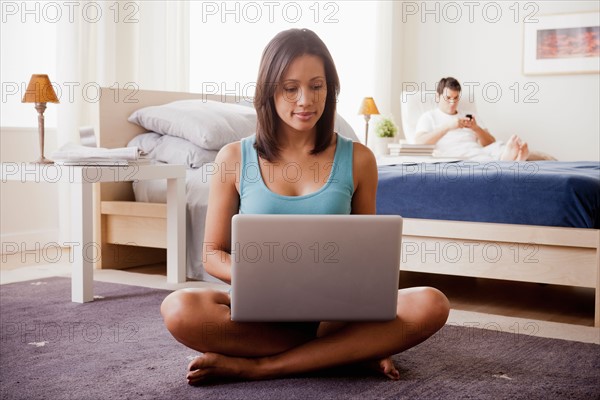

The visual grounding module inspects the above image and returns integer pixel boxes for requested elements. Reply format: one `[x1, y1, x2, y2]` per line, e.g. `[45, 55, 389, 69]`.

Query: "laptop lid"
[230, 214, 402, 322]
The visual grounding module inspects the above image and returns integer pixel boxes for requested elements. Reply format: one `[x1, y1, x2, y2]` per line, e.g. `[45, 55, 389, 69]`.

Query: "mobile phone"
[465, 114, 473, 120]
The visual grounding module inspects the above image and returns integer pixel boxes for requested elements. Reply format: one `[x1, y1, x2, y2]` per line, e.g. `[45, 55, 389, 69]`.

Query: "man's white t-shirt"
[414, 109, 502, 160]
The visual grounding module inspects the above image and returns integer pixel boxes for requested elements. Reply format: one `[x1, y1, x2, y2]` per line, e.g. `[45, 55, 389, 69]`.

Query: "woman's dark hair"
[254, 28, 340, 162]
[436, 77, 461, 95]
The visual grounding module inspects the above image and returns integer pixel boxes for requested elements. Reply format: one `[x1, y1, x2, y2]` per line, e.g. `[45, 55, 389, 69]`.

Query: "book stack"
[51, 144, 149, 166]
[387, 142, 435, 157]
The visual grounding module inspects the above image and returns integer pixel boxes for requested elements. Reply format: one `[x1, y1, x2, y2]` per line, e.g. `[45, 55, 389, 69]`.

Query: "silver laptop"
[230, 214, 403, 322]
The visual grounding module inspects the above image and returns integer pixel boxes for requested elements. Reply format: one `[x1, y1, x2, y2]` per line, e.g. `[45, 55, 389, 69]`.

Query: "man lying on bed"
[414, 77, 554, 161]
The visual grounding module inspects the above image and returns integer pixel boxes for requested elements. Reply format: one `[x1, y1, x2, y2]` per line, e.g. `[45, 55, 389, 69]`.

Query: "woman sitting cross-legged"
[160, 28, 450, 385]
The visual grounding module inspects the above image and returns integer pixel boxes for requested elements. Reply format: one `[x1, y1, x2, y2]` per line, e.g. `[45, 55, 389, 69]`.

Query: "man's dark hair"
[437, 77, 461, 95]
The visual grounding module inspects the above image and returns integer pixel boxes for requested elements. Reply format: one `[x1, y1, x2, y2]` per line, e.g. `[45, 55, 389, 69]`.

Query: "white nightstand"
[1, 162, 186, 303]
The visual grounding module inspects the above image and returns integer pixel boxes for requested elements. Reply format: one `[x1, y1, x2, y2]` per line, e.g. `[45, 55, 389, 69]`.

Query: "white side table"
[1, 162, 186, 302]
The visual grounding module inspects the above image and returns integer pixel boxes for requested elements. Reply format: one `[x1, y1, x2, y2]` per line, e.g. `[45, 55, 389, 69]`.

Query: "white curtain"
[55, 0, 189, 241]
[374, 1, 404, 136]
[56, 0, 189, 145]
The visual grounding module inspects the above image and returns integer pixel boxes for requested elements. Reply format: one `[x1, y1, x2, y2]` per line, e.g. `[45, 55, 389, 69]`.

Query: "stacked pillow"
[128, 99, 257, 150]
[128, 99, 359, 168]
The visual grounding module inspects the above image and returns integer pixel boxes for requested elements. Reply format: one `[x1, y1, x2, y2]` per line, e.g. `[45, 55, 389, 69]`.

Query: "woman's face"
[274, 54, 327, 136]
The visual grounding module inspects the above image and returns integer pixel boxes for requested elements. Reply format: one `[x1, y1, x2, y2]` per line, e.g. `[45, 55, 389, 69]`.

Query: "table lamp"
[358, 97, 380, 146]
[22, 74, 59, 164]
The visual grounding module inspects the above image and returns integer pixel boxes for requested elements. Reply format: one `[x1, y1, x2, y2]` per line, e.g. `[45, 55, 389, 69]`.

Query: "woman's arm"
[202, 142, 241, 284]
[351, 143, 378, 215]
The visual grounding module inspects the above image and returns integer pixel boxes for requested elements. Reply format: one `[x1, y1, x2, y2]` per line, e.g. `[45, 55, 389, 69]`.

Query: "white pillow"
[128, 98, 359, 149]
[334, 113, 359, 142]
[128, 100, 257, 151]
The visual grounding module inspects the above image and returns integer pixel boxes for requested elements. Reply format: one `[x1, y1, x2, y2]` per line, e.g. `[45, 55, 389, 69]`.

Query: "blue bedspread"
[376, 161, 600, 229]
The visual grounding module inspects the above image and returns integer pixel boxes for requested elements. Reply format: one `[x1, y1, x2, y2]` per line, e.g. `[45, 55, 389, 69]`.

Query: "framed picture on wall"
[523, 12, 600, 75]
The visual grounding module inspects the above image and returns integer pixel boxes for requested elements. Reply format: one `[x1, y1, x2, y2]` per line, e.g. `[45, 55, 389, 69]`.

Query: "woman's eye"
[312, 85, 323, 90]
[284, 87, 297, 93]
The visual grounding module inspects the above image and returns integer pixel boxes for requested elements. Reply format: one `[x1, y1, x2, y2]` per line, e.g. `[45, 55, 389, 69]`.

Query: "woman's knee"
[160, 288, 228, 337]
[421, 287, 450, 327]
[398, 287, 450, 331]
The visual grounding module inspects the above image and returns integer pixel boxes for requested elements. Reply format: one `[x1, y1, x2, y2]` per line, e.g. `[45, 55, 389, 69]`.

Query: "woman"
[161, 28, 450, 385]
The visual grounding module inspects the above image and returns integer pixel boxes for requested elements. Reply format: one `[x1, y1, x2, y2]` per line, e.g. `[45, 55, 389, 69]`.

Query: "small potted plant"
[372, 116, 398, 156]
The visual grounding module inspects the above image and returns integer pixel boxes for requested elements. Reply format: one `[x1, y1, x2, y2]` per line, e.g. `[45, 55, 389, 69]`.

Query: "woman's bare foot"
[376, 357, 401, 380]
[186, 353, 265, 385]
[365, 357, 400, 380]
[186, 353, 400, 385]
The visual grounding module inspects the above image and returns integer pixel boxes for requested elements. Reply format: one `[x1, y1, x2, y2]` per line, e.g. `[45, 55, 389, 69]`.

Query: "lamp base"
[33, 157, 54, 164]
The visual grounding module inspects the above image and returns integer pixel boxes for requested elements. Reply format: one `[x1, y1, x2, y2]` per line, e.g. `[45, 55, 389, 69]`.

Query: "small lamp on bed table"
[22, 74, 60, 164]
[358, 97, 380, 147]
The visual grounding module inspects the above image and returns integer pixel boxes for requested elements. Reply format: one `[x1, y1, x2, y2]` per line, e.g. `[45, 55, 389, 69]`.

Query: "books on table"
[53, 160, 130, 166]
[387, 142, 435, 156]
[51, 144, 151, 166]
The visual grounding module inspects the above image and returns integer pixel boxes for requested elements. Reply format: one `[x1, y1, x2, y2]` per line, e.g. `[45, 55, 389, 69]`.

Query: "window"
[2, 1, 379, 133]
[1, 6, 57, 127]
[189, 1, 378, 135]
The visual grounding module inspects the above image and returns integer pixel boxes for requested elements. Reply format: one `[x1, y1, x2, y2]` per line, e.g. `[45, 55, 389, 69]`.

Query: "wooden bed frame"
[95, 87, 600, 326]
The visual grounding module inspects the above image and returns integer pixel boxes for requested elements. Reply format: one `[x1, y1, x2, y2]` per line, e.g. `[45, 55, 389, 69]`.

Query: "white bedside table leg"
[70, 182, 94, 302]
[166, 176, 186, 283]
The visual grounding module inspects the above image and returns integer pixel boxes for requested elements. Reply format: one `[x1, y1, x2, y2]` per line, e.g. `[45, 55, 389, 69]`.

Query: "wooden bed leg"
[596, 244, 600, 328]
[594, 287, 600, 328]
[166, 176, 186, 283]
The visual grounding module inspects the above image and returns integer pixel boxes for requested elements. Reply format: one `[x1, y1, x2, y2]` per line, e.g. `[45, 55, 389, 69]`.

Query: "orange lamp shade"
[358, 97, 380, 116]
[22, 74, 59, 104]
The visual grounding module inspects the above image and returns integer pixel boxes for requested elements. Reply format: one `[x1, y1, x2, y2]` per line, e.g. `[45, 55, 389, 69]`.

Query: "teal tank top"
[239, 134, 354, 215]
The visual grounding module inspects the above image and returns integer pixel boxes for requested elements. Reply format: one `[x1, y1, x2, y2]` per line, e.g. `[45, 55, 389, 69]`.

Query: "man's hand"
[458, 118, 469, 129]
[415, 115, 480, 145]
[462, 115, 496, 146]
[461, 116, 480, 130]
[450, 117, 473, 130]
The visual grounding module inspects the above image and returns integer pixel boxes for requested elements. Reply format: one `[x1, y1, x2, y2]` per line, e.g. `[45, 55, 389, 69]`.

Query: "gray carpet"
[1, 277, 598, 400]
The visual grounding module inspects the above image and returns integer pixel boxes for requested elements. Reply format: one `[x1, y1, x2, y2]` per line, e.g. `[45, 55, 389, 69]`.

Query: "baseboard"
[1, 229, 64, 266]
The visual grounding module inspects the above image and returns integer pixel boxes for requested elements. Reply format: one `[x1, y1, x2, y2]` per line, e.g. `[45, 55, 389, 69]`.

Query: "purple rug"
[1, 277, 598, 399]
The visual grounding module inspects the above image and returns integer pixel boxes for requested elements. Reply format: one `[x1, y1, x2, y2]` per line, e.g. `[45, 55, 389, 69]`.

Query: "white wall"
[393, 1, 599, 161]
[0, 128, 60, 251]
[2, 1, 598, 250]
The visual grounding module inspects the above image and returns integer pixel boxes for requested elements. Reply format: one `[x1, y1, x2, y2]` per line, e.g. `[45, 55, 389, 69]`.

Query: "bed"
[93, 87, 359, 283]
[95, 87, 600, 326]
